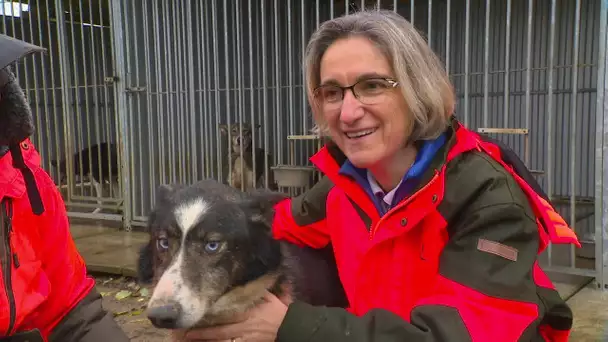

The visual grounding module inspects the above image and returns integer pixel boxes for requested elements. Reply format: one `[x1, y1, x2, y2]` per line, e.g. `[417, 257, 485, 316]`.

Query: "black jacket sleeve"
[48, 287, 130, 342]
[277, 301, 475, 342]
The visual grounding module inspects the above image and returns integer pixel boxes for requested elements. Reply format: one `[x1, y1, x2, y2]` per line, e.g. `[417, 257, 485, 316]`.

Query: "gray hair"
[305, 9, 455, 142]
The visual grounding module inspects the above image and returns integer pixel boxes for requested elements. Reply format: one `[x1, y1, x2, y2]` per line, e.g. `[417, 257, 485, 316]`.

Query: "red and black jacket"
[272, 117, 578, 342]
[0, 141, 130, 342]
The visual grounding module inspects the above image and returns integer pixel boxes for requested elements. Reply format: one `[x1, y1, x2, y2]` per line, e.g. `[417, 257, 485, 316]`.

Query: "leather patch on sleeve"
[477, 238, 518, 262]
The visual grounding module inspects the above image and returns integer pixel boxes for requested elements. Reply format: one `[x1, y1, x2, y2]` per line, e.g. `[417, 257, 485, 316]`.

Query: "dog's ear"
[219, 124, 228, 135]
[230, 189, 289, 286]
[246, 189, 289, 207]
[240, 189, 289, 228]
[245, 189, 289, 220]
[137, 241, 155, 285]
[140, 199, 165, 283]
[235, 194, 285, 285]
[234, 225, 283, 286]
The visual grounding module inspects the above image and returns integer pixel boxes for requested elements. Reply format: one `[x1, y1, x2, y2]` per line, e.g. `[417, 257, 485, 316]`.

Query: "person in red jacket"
[184, 10, 578, 342]
[0, 34, 129, 342]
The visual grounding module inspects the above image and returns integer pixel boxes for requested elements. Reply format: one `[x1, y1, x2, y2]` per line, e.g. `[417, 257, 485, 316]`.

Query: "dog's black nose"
[147, 303, 181, 329]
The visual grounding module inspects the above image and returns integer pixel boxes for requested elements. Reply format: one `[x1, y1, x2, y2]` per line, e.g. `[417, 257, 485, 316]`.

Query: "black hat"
[0, 33, 46, 70]
[0, 34, 46, 146]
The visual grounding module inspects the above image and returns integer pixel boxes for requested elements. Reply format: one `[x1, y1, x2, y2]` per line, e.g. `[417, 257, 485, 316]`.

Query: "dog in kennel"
[50, 142, 120, 214]
[219, 122, 277, 191]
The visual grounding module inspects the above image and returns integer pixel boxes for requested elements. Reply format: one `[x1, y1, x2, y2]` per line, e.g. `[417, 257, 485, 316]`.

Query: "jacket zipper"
[1, 198, 16, 336]
[369, 170, 441, 240]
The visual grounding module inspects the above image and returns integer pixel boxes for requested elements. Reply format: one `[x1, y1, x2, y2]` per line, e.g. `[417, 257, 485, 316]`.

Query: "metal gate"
[1, 0, 125, 222]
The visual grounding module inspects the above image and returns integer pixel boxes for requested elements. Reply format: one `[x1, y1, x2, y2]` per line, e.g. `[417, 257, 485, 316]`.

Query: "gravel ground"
[95, 274, 171, 342]
[96, 273, 606, 342]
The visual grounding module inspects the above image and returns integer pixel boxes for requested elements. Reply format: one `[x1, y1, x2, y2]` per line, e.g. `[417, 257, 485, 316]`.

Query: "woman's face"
[316, 36, 411, 169]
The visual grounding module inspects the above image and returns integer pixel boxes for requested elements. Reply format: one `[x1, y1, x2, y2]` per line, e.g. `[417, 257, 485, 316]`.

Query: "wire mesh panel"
[1, 0, 123, 221]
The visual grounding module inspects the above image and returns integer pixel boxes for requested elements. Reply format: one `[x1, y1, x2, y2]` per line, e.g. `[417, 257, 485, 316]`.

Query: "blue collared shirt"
[339, 133, 447, 216]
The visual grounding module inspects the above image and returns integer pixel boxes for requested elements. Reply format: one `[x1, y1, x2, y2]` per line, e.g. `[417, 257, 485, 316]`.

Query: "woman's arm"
[277, 203, 544, 341]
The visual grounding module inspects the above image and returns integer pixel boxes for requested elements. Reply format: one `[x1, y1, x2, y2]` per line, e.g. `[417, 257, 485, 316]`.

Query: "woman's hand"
[183, 291, 291, 342]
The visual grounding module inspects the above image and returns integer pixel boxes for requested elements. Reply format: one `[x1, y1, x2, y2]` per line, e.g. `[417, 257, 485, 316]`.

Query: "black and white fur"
[50, 142, 119, 214]
[219, 123, 277, 191]
[137, 179, 347, 338]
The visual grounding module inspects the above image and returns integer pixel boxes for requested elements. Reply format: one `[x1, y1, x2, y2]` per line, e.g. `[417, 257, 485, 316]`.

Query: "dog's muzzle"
[146, 302, 183, 329]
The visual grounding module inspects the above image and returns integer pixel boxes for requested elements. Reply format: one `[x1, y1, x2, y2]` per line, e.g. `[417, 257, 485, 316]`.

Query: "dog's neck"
[231, 144, 253, 155]
[195, 271, 287, 329]
[193, 243, 293, 330]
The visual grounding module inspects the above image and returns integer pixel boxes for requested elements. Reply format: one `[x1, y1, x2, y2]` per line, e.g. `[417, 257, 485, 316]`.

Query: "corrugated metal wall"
[115, 0, 601, 233]
[428, 0, 602, 242]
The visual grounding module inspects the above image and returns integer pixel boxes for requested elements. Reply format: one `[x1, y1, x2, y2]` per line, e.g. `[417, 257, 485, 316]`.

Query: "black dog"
[51, 142, 119, 185]
[51, 142, 119, 213]
[137, 179, 347, 338]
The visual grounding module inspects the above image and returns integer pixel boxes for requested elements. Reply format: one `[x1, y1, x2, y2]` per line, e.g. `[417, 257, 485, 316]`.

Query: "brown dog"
[219, 123, 277, 191]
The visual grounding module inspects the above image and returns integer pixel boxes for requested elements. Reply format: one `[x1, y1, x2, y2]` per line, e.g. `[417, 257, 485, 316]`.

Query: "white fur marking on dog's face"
[147, 198, 211, 328]
[148, 248, 209, 328]
[175, 199, 209, 236]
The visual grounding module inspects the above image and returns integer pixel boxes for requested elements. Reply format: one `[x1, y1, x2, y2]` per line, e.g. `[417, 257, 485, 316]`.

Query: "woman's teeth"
[346, 128, 376, 139]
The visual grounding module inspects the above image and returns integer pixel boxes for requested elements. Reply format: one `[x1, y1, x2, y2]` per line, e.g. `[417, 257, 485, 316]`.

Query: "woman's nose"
[339, 90, 364, 124]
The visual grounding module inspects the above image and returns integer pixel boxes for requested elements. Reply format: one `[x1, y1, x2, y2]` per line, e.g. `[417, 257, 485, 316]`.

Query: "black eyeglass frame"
[312, 77, 400, 107]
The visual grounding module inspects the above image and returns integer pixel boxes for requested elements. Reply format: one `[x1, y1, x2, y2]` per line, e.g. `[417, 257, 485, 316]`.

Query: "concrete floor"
[69, 222, 607, 341]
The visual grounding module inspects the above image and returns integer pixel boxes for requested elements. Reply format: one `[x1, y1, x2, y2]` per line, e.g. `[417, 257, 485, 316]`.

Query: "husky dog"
[219, 123, 277, 191]
[50, 142, 119, 213]
[137, 179, 346, 338]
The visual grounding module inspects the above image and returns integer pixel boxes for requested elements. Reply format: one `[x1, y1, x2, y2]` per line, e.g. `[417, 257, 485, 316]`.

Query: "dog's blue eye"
[205, 242, 221, 253]
[157, 238, 169, 251]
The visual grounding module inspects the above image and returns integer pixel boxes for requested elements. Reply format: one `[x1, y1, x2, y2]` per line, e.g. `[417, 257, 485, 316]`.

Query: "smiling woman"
[183, 9, 580, 342]
[305, 12, 455, 193]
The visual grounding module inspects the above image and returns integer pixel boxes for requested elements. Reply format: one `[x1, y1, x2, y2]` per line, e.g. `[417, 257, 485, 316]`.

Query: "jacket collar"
[311, 116, 463, 182]
[337, 133, 448, 215]
[0, 145, 8, 157]
[0, 142, 29, 199]
[308, 117, 477, 218]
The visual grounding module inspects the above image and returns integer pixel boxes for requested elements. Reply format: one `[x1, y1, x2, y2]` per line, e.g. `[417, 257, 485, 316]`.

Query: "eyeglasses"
[313, 77, 399, 111]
